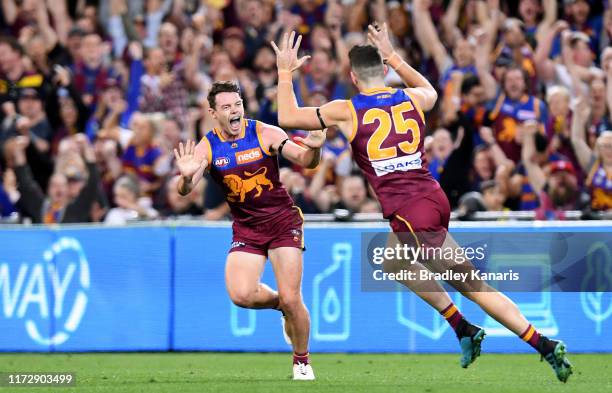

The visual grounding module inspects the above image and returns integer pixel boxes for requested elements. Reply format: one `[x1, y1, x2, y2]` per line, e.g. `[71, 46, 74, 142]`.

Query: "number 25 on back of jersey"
[364, 101, 423, 177]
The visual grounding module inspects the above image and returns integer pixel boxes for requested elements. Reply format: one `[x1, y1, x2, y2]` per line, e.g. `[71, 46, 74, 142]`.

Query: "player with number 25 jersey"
[347, 87, 446, 232]
[272, 25, 572, 383]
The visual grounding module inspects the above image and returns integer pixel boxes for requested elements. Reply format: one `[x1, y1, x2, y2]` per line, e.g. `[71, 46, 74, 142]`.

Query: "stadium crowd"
[0, 0, 610, 224]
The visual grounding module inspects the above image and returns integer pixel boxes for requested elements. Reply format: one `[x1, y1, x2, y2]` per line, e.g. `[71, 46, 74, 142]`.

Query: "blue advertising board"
[0, 223, 610, 353]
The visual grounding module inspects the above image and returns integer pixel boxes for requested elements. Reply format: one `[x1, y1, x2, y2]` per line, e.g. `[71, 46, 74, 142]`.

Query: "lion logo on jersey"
[223, 167, 274, 202]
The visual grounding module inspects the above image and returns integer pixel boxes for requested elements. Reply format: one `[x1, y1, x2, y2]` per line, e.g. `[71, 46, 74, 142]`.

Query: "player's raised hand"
[271, 31, 311, 73]
[174, 140, 207, 180]
[294, 129, 327, 149]
[367, 22, 394, 61]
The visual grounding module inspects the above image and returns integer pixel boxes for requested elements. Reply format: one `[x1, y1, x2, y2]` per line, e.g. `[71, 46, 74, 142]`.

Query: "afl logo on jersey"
[215, 156, 230, 167]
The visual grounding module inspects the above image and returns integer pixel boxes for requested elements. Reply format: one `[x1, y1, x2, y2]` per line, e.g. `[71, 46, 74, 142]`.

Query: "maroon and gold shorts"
[389, 187, 451, 248]
[230, 206, 305, 256]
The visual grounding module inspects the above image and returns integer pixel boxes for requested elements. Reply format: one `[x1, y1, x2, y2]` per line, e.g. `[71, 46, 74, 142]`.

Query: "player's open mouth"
[229, 116, 241, 130]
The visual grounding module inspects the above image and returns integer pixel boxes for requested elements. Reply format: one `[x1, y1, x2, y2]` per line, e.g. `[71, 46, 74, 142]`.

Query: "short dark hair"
[348, 45, 384, 81]
[207, 81, 241, 110]
[461, 75, 481, 96]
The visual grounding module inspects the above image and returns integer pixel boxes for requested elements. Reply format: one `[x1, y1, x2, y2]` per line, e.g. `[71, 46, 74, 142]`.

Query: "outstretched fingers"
[270, 39, 280, 55]
[288, 31, 295, 51]
[271, 31, 290, 55]
[293, 33, 302, 52]
[296, 55, 311, 70]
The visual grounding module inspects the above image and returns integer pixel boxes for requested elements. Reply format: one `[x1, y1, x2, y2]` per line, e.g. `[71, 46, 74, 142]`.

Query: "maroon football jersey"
[348, 87, 440, 218]
[205, 119, 294, 225]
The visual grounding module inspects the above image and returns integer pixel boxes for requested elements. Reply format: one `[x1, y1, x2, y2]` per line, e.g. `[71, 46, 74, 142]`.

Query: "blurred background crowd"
[0, 0, 611, 224]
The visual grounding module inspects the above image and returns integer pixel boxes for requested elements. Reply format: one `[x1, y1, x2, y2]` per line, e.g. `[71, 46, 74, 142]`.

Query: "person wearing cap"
[15, 88, 53, 146]
[508, 118, 572, 212]
[571, 96, 612, 211]
[522, 120, 579, 219]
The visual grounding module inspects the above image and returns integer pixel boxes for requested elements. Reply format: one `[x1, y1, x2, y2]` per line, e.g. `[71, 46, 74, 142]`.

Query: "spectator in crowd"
[294, 48, 349, 104]
[1, 88, 54, 190]
[519, 0, 557, 45]
[71, 32, 118, 107]
[121, 112, 168, 197]
[85, 42, 143, 141]
[456, 179, 507, 220]
[571, 97, 612, 211]
[138, 39, 193, 128]
[480, 179, 507, 212]
[159, 175, 204, 217]
[536, 24, 601, 95]
[7, 134, 99, 223]
[104, 174, 159, 225]
[333, 173, 377, 215]
[522, 120, 579, 219]
[545, 85, 583, 178]
[0, 36, 44, 108]
[559, 0, 602, 56]
[484, 65, 547, 163]
[50, 66, 89, 154]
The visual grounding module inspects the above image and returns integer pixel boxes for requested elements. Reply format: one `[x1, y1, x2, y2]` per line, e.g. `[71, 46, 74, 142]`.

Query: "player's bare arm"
[271, 31, 353, 137]
[259, 124, 325, 169]
[367, 22, 438, 111]
[174, 140, 210, 196]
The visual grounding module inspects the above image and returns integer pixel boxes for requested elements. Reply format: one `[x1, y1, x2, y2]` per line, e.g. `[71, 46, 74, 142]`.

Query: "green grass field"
[0, 353, 611, 393]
